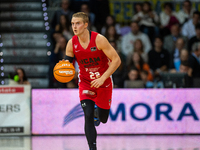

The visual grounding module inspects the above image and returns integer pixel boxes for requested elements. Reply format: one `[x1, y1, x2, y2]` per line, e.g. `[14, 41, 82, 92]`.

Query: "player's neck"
[78, 29, 90, 43]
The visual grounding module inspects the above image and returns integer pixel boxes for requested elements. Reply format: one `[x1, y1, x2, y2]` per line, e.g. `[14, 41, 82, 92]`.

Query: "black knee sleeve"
[98, 107, 110, 124]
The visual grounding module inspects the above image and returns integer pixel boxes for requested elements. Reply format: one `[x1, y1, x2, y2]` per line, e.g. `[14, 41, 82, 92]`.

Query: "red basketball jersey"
[72, 31, 111, 85]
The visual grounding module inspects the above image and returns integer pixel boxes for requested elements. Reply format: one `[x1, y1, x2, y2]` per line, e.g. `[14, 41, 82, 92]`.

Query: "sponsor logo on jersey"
[79, 57, 100, 68]
[109, 99, 111, 106]
[85, 67, 100, 72]
[75, 50, 80, 53]
[106, 83, 111, 87]
[83, 90, 95, 95]
[79, 57, 100, 64]
[90, 47, 97, 52]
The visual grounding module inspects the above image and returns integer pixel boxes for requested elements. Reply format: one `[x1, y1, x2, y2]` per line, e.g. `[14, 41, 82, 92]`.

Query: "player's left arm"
[91, 34, 121, 88]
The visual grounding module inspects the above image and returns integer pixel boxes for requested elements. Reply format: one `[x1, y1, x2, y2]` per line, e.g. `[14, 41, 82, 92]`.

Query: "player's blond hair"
[72, 12, 89, 23]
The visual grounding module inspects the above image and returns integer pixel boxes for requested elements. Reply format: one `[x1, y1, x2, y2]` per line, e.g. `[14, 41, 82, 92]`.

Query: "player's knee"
[84, 111, 93, 121]
[101, 120, 107, 124]
[100, 118, 108, 124]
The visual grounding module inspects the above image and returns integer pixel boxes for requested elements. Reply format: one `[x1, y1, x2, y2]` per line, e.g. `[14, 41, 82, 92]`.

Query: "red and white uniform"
[72, 31, 112, 109]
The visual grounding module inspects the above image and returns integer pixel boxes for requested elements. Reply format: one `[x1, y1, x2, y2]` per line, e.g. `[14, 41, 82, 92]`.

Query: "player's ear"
[84, 22, 88, 28]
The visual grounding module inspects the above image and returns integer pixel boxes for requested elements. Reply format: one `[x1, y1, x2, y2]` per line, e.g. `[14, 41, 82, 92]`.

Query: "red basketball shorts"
[79, 80, 113, 109]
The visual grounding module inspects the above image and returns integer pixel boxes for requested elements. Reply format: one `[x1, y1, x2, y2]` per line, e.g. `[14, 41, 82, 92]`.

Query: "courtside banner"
[32, 89, 200, 134]
[109, 0, 200, 23]
[0, 85, 31, 135]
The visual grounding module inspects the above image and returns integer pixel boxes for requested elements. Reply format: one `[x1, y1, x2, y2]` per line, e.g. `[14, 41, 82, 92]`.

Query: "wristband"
[64, 55, 74, 63]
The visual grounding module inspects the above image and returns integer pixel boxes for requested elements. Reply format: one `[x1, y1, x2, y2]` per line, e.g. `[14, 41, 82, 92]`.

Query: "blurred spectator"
[16, 68, 30, 85]
[179, 61, 193, 87]
[176, 0, 196, 25]
[134, 3, 142, 14]
[126, 67, 140, 81]
[126, 39, 148, 63]
[124, 67, 146, 88]
[148, 36, 170, 78]
[181, 11, 200, 39]
[51, 0, 74, 30]
[121, 21, 152, 57]
[169, 38, 186, 70]
[70, 0, 109, 32]
[134, 39, 148, 62]
[188, 23, 200, 52]
[101, 15, 121, 35]
[127, 52, 153, 81]
[180, 48, 189, 62]
[88, 24, 97, 32]
[93, 0, 110, 31]
[140, 70, 148, 82]
[54, 36, 67, 62]
[170, 48, 190, 73]
[105, 25, 121, 50]
[80, 3, 95, 26]
[132, 1, 159, 45]
[179, 61, 191, 74]
[159, 2, 179, 36]
[170, 60, 193, 87]
[110, 40, 126, 63]
[188, 42, 200, 77]
[88, 17, 98, 32]
[163, 24, 188, 56]
[8, 72, 19, 85]
[110, 40, 126, 88]
[53, 14, 73, 42]
[140, 70, 154, 88]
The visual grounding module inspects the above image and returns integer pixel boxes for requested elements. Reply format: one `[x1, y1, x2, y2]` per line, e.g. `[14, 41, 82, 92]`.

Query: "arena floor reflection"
[0, 135, 200, 150]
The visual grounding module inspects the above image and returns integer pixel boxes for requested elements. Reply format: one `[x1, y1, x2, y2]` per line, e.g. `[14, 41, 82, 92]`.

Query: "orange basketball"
[53, 61, 75, 83]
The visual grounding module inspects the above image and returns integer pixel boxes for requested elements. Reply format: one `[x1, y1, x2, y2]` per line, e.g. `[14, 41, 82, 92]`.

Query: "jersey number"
[89, 72, 100, 79]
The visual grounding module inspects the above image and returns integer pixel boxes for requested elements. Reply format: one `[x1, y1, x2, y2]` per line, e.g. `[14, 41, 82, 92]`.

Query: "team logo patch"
[90, 47, 97, 52]
[74, 44, 78, 49]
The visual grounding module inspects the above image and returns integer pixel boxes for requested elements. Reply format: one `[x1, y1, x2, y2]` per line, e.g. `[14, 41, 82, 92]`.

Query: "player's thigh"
[81, 99, 95, 118]
[95, 87, 112, 109]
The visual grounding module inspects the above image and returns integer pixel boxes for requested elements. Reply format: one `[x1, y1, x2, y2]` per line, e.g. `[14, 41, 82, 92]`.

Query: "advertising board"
[32, 89, 200, 134]
[0, 85, 31, 135]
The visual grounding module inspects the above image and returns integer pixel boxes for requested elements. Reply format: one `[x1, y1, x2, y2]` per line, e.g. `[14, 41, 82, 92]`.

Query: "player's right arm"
[63, 39, 74, 63]
[65, 39, 74, 57]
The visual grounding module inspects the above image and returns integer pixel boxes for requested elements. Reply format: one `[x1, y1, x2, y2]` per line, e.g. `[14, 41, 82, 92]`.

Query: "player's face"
[71, 17, 87, 36]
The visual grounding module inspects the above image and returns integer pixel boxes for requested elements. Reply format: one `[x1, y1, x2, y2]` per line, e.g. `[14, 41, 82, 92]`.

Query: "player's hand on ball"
[59, 59, 69, 63]
[91, 77, 105, 88]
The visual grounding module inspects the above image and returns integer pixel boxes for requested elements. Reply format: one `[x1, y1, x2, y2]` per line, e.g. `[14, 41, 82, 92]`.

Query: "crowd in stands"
[8, 68, 30, 85]
[48, 0, 200, 88]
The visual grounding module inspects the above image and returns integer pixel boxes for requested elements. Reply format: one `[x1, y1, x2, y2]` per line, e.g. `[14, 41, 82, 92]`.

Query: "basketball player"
[63, 12, 121, 150]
